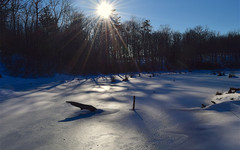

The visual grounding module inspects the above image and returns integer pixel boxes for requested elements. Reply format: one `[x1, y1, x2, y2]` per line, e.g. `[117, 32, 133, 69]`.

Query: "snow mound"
[205, 89, 240, 112]
[213, 91, 240, 103]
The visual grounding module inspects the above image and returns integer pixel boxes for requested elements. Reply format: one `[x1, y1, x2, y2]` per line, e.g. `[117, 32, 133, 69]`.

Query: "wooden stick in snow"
[133, 96, 136, 110]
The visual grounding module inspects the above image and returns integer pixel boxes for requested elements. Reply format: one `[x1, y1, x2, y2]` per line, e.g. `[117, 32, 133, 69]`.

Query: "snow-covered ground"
[0, 71, 240, 150]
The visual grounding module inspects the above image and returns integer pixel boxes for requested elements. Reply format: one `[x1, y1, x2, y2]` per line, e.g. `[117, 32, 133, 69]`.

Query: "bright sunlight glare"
[96, 1, 113, 19]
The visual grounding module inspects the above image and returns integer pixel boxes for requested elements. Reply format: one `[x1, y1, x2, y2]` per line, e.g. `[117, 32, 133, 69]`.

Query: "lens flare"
[96, 1, 113, 19]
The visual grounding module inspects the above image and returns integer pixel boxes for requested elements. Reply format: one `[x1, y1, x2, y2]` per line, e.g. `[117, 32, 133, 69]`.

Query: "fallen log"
[66, 101, 97, 112]
[211, 101, 216, 104]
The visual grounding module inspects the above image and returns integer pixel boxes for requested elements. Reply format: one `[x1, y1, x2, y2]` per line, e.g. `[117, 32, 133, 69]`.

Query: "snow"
[0, 71, 240, 150]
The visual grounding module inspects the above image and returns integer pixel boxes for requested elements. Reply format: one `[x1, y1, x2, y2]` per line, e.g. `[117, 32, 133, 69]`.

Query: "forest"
[0, 0, 240, 76]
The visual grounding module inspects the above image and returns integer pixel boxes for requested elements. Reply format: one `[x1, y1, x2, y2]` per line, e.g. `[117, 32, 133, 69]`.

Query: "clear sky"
[75, 0, 240, 34]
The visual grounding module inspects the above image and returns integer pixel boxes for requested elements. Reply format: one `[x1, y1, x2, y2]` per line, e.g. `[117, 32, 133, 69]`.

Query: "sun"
[96, 1, 113, 19]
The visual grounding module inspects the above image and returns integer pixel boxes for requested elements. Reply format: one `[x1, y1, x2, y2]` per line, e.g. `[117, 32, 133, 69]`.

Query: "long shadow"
[0, 81, 63, 104]
[171, 73, 240, 90]
[99, 97, 127, 103]
[57, 79, 88, 97]
[59, 108, 121, 122]
[110, 79, 122, 84]
[59, 109, 104, 122]
[205, 101, 240, 112]
[133, 109, 144, 120]
[91, 78, 105, 86]
[0, 78, 89, 104]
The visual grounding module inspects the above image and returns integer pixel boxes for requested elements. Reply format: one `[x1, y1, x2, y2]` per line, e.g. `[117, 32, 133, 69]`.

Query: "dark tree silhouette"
[0, 1, 240, 76]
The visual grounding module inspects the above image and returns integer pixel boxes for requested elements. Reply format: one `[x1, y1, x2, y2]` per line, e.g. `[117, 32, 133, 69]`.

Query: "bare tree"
[9, 0, 22, 34]
[0, 0, 10, 30]
[21, 1, 33, 35]
[32, 0, 42, 30]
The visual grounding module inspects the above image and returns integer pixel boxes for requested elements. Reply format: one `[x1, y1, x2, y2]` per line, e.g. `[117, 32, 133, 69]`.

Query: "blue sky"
[75, 0, 240, 34]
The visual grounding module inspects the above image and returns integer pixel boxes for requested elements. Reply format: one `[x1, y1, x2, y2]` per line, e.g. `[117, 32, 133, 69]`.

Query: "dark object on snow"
[229, 74, 237, 78]
[66, 101, 97, 112]
[216, 91, 222, 95]
[212, 72, 217, 75]
[110, 76, 116, 83]
[132, 96, 136, 110]
[122, 75, 129, 81]
[211, 101, 216, 104]
[228, 87, 240, 94]
[217, 72, 225, 76]
[201, 104, 206, 108]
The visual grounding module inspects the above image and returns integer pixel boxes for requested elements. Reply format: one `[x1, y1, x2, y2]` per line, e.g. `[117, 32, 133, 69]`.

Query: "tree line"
[0, 0, 240, 76]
